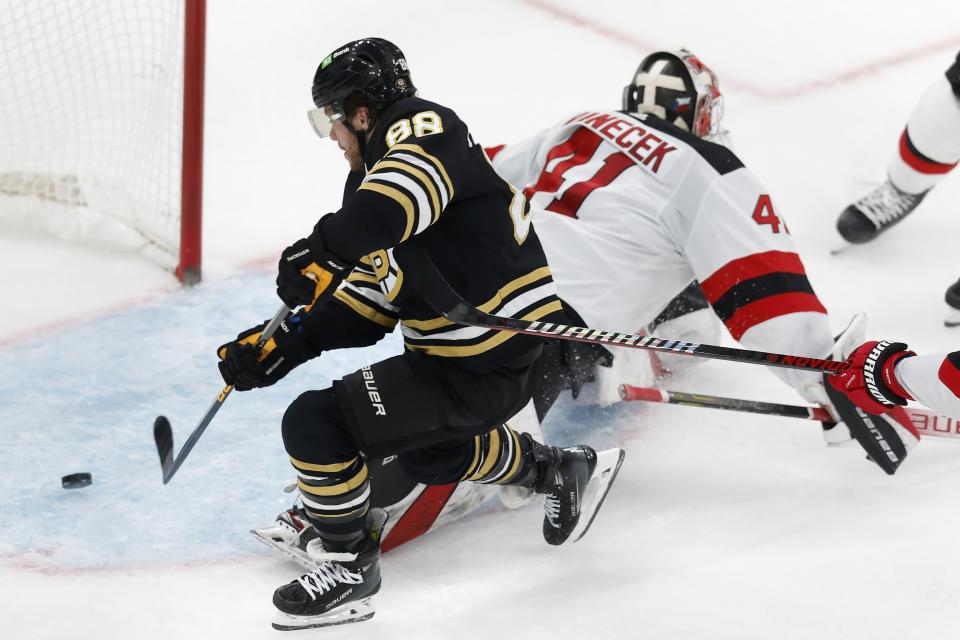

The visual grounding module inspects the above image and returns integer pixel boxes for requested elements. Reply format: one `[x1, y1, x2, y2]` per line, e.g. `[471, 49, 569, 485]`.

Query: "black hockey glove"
[276, 231, 352, 309]
[217, 313, 318, 391]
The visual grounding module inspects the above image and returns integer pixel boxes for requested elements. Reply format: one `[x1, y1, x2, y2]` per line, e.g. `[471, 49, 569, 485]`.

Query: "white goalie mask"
[622, 48, 725, 142]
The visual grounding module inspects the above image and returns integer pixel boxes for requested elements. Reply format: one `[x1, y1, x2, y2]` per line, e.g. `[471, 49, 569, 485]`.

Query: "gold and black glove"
[217, 314, 318, 391]
[276, 234, 352, 309]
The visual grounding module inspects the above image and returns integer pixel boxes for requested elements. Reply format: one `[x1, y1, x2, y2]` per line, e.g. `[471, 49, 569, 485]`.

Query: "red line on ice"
[0, 548, 269, 576]
[0, 283, 179, 348]
[0, 256, 278, 347]
[515, 0, 960, 100]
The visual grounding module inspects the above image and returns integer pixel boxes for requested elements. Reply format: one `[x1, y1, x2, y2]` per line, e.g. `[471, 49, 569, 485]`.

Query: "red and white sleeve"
[895, 351, 960, 418]
[682, 167, 834, 398]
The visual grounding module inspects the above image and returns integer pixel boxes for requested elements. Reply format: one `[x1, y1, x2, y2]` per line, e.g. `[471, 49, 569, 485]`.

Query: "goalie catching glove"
[276, 230, 352, 309]
[217, 313, 318, 391]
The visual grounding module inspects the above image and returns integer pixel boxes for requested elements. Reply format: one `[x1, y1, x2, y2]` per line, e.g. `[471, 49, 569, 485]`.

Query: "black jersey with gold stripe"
[297, 97, 565, 371]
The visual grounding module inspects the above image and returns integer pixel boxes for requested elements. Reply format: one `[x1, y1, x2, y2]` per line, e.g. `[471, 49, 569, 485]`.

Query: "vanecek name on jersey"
[489, 109, 833, 394]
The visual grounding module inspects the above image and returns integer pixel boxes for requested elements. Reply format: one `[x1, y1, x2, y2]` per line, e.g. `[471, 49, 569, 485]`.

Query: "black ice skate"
[532, 443, 625, 546]
[836, 179, 927, 244]
[945, 278, 960, 327]
[271, 508, 388, 631]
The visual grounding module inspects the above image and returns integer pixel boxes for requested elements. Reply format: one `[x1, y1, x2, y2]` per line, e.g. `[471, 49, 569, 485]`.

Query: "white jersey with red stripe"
[896, 352, 960, 418]
[488, 110, 834, 397]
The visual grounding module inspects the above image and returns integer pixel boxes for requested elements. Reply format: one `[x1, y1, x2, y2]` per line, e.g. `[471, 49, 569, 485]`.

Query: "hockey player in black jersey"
[216, 38, 623, 630]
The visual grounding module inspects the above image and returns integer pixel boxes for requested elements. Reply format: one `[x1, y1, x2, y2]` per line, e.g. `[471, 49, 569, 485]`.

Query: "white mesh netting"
[0, 0, 186, 270]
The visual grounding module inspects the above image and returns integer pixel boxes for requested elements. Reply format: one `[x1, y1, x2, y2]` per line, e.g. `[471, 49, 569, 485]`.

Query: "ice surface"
[0, 271, 405, 571]
[4, 0, 960, 638]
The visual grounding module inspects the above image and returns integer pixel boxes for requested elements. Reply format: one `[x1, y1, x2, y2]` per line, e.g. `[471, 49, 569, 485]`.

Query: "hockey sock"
[280, 388, 372, 551]
[460, 423, 532, 485]
[887, 74, 960, 194]
[290, 454, 370, 551]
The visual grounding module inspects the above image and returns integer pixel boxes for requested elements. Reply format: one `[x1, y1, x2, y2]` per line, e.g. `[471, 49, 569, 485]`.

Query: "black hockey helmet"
[308, 38, 416, 137]
[622, 48, 723, 140]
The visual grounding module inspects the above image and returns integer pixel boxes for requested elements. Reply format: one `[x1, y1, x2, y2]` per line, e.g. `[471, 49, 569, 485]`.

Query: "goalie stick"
[618, 383, 960, 441]
[404, 243, 849, 375]
[153, 304, 290, 483]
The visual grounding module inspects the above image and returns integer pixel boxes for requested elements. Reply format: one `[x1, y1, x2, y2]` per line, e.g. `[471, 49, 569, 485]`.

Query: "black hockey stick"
[403, 243, 849, 375]
[446, 302, 847, 373]
[618, 383, 960, 442]
[153, 304, 290, 484]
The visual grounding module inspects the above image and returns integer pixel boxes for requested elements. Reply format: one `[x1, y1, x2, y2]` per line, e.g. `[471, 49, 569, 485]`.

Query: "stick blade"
[153, 416, 175, 484]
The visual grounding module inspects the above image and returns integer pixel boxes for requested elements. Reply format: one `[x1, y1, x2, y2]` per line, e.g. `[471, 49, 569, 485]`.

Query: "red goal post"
[179, 0, 205, 284]
[0, 0, 206, 284]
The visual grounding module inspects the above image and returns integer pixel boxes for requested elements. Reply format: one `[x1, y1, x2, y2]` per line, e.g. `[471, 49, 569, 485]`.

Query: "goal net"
[0, 0, 204, 283]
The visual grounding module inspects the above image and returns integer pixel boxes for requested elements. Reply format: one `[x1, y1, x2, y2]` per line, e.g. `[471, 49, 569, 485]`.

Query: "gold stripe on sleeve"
[406, 299, 564, 357]
[334, 290, 398, 329]
[372, 160, 441, 220]
[403, 266, 554, 332]
[388, 143, 455, 201]
[358, 181, 416, 241]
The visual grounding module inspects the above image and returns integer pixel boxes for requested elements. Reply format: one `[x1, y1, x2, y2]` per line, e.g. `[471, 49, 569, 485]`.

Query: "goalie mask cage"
[0, 0, 205, 284]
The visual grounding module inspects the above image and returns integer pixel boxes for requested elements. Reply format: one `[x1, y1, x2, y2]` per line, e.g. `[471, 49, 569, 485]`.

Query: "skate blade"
[571, 448, 625, 543]
[250, 528, 319, 572]
[272, 596, 376, 630]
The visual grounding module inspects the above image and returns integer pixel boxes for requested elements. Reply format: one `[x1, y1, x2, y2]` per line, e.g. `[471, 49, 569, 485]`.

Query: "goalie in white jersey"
[487, 49, 919, 474]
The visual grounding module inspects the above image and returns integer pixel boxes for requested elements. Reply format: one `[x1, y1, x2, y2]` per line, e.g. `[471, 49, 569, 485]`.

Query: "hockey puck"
[62, 472, 92, 489]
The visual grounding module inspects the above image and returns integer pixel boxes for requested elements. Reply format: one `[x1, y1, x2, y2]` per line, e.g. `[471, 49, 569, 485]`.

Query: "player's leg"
[270, 350, 494, 628]
[345, 348, 622, 546]
[398, 423, 624, 546]
[374, 334, 618, 537]
[256, 336, 608, 563]
[271, 346, 512, 627]
[269, 348, 555, 627]
[253, 443, 499, 564]
[271, 386, 384, 629]
[837, 50, 960, 243]
[941, 54, 960, 321]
